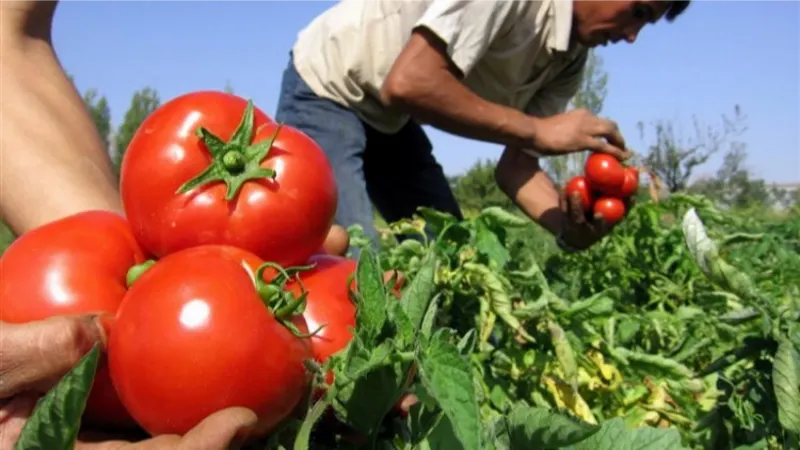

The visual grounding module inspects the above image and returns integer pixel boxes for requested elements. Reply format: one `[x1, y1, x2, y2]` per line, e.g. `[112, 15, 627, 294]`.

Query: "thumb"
[0, 314, 109, 399]
[178, 407, 258, 449]
[583, 138, 632, 161]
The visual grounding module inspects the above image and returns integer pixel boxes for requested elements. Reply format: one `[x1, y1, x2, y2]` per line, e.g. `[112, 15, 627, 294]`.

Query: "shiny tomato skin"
[292, 255, 358, 364]
[592, 197, 627, 225]
[584, 153, 626, 194]
[120, 90, 338, 267]
[614, 167, 640, 198]
[0, 210, 146, 429]
[564, 175, 594, 211]
[108, 246, 311, 437]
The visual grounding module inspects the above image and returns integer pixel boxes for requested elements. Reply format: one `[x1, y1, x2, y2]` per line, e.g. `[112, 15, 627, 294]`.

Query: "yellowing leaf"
[542, 376, 597, 424]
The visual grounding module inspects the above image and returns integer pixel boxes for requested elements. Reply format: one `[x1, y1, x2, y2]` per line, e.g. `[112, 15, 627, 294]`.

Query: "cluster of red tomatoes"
[0, 92, 381, 441]
[564, 152, 640, 225]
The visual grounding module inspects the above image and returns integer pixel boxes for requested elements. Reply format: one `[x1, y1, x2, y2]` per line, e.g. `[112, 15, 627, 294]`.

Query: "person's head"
[572, 1, 691, 47]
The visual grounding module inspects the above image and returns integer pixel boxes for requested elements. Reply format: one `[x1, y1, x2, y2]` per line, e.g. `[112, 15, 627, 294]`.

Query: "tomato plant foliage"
[14, 193, 800, 450]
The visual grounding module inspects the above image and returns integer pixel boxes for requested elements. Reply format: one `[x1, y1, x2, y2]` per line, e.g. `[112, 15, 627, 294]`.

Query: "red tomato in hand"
[564, 175, 594, 211]
[108, 246, 312, 437]
[584, 153, 625, 194]
[614, 167, 640, 198]
[592, 197, 626, 225]
[0, 211, 146, 429]
[120, 91, 338, 267]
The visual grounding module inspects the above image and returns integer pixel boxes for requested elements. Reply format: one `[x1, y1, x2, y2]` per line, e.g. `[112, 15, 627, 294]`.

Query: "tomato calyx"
[252, 261, 325, 339]
[175, 100, 281, 201]
[125, 259, 156, 287]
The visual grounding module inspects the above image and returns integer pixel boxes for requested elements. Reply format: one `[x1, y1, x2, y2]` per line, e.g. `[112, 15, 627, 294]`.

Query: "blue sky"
[53, 1, 799, 184]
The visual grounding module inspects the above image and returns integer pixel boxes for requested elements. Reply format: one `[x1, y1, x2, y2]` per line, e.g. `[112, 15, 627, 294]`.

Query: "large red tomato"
[0, 211, 146, 430]
[584, 153, 625, 194]
[108, 245, 312, 437]
[119, 91, 338, 267]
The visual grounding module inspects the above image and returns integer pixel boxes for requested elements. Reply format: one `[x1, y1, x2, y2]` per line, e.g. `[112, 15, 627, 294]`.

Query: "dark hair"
[666, 1, 691, 21]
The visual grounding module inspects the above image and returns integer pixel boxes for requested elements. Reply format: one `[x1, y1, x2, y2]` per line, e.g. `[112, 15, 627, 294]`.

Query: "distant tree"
[450, 159, 517, 213]
[82, 89, 112, 156]
[689, 141, 773, 209]
[113, 88, 161, 175]
[640, 104, 747, 193]
[224, 80, 235, 94]
[543, 50, 609, 186]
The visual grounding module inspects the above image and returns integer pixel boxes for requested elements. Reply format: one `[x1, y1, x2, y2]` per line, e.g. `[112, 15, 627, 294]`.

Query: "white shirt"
[291, 0, 588, 135]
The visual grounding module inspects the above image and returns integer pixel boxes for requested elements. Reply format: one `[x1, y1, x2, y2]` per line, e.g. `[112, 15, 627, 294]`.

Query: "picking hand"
[557, 190, 634, 251]
[527, 109, 633, 160]
[0, 315, 257, 450]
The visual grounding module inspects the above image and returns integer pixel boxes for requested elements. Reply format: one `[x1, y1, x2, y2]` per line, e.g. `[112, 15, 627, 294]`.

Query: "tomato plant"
[119, 91, 338, 267]
[0, 211, 146, 429]
[584, 153, 625, 194]
[564, 175, 594, 211]
[108, 245, 312, 437]
[592, 197, 626, 224]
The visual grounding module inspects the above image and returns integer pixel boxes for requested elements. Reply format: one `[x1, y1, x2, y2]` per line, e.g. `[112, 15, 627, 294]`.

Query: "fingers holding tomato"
[560, 154, 641, 250]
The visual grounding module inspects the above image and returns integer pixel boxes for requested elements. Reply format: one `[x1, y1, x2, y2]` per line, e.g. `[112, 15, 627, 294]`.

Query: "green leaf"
[420, 294, 440, 342]
[474, 218, 510, 269]
[401, 247, 438, 333]
[565, 418, 688, 450]
[503, 405, 600, 448]
[773, 335, 800, 433]
[354, 246, 387, 345]
[417, 207, 460, 238]
[464, 263, 534, 343]
[478, 207, 528, 229]
[611, 347, 694, 379]
[419, 329, 481, 450]
[549, 321, 578, 389]
[15, 344, 101, 450]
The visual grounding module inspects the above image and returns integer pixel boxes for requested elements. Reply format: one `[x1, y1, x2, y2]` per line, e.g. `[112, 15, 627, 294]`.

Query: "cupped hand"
[0, 315, 257, 450]
[528, 109, 633, 160]
[558, 190, 634, 251]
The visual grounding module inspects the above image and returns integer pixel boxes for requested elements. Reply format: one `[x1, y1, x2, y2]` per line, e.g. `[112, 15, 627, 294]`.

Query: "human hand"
[557, 190, 635, 251]
[0, 315, 257, 450]
[527, 109, 633, 160]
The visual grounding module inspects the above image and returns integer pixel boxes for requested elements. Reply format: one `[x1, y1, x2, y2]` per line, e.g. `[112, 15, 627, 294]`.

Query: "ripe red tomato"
[290, 255, 358, 365]
[592, 197, 627, 225]
[615, 166, 640, 198]
[564, 175, 594, 211]
[584, 153, 625, 194]
[108, 245, 312, 437]
[0, 211, 146, 430]
[120, 91, 338, 267]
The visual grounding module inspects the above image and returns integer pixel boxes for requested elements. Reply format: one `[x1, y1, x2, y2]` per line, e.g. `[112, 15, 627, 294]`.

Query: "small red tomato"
[108, 246, 311, 438]
[287, 255, 404, 385]
[584, 153, 626, 194]
[0, 210, 146, 430]
[593, 197, 627, 225]
[290, 255, 358, 365]
[564, 175, 594, 211]
[616, 167, 640, 198]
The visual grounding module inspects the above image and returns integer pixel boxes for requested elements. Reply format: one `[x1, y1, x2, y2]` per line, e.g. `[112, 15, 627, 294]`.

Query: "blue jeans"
[274, 55, 463, 248]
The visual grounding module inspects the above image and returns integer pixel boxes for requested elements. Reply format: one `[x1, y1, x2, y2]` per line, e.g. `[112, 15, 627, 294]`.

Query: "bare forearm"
[495, 147, 565, 235]
[380, 30, 537, 148]
[0, 35, 121, 235]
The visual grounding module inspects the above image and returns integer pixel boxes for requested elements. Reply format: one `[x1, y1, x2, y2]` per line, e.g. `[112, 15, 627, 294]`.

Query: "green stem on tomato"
[125, 260, 156, 288]
[250, 261, 323, 339]
[174, 100, 282, 200]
